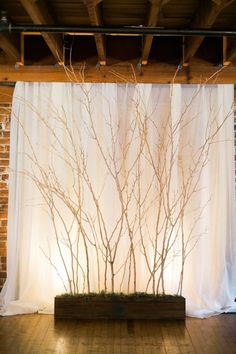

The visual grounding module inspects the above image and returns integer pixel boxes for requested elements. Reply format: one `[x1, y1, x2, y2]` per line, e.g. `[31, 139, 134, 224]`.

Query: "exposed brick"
[0, 248, 6, 257]
[0, 116, 9, 123]
[0, 159, 9, 166]
[0, 243, 6, 251]
[0, 226, 7, 234]
[0, 99, 10, 290]
[0, 131, 10, 138]
[1, 220, 7, 227]
[0, 278, 6, 287]
[0, 271, 6, 278]
[0, 106, 11, 114]
[0, 197, 8, 204]
[1, 263, 6, 271]
[0, 206, 8, 213]
[0, 138, 10, 145]
[0, 256, 6, 262]
[0, 190, 8, 197]
[1, 174, 8, 181]
[0, 145, 10, 153]
[0, 152, 9, 158]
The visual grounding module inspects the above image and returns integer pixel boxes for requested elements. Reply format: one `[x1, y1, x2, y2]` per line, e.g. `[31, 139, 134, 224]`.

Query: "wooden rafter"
[0, 34, 20, 63]
[224, 20, 236, 64]
[141, 0, 170, 65]
[19, 0, 63, 64]
[0, 61, 235, 83]
[183, 0, 235, 64]
[227, 39, 236, 62]
[84, 0, 106, 65]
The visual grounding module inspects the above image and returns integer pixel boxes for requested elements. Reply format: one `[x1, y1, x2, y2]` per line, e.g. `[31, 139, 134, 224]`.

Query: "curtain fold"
[0, 82, 235, 317]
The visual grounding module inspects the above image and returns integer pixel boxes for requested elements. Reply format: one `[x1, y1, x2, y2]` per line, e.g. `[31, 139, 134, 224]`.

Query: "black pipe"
[1, 24, 236, 36]
[0, 81, 15, 86]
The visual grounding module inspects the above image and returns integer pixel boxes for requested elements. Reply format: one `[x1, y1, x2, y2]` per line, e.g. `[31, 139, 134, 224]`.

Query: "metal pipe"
[1, 24, 236, 37]
[0, 81, 15, 86]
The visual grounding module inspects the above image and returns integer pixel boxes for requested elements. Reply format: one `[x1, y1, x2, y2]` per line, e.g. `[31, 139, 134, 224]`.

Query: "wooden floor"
[0, 314, 236, 353]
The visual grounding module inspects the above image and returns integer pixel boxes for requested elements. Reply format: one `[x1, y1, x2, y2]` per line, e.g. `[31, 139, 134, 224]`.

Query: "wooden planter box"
[54, 294, 185, 320]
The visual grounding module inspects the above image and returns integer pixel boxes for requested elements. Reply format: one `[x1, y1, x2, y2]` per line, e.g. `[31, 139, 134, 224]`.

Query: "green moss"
[56, 292, 184, 301]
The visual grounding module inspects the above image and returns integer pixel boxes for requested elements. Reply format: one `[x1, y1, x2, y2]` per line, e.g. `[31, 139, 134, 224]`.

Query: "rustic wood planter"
[54, 294, 185, 320]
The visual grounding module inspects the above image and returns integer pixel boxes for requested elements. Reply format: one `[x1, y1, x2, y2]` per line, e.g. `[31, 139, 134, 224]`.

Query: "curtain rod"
[0, 82, 15, 86]
[1, 24, 236, 37]
[0, 82, 236, 87]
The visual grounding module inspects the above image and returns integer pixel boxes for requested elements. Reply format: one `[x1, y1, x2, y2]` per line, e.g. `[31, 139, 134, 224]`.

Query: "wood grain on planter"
[55, 294, 185, 320]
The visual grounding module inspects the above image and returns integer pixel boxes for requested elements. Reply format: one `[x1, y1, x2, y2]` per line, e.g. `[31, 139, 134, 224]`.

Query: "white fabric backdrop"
[0, 82, 236, 317]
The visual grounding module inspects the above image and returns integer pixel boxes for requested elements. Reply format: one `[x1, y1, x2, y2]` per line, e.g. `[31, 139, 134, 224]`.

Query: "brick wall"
[0, 86, 13, 291]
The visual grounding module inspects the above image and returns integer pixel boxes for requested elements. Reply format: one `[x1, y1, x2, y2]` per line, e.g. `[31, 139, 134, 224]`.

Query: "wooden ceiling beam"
[84, 0, 106, 65]
[0, 62, 235, 83]
[226, 39, 236, 62]
[225, 14, 236, 63]
[19, 0, 63, 64]
[141, 0, 170, 65]
[0, 34, 20, 63]
[183, 0, 235, 64]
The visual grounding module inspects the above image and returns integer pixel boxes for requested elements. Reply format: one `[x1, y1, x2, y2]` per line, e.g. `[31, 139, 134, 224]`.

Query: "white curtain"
[0, 82, 236, 317]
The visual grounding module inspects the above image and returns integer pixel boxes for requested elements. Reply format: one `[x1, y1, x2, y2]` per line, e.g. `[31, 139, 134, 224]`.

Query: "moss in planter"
[56, 291, 184, 302]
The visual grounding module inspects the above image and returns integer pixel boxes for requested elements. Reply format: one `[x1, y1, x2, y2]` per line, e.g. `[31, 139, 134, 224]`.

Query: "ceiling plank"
[224, 19, 236, 65]
[141, 0, 170, 65]
[0, 34, 20, 63]
[19, 0, 63, 63]
[84, 0, 106, 65]
[0, 62, 235, 83]
[222, 36, 231, 65]
[226, 37, 236, 62]
[183, 0, 235, 63]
